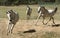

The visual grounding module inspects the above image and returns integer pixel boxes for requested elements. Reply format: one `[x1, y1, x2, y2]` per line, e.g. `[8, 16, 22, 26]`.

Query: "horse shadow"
[17, 29, 36, 36]
[23, 29, 36, 33]
[51, 24, 60, 27]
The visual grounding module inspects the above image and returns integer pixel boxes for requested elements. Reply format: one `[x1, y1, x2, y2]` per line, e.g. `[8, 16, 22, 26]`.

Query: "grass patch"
[0, 5, 60, 20]
[41, 31, 60, 38]
[17, 31, 60, 38]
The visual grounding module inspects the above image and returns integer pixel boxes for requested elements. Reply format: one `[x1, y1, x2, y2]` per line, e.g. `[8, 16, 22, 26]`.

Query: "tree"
[55, 0, 60, 4]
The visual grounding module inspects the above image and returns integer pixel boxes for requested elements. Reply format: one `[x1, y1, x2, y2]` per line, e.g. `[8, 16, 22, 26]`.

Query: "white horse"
[35, 6, 57, 25]
[6, 10, 19, 35]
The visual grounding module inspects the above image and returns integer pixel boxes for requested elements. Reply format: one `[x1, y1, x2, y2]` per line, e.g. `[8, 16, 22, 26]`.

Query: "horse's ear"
[40, 6, 44, 8]
[10, 9, 13, 11]
[10, 9, 13, 12]
[6, 11, 10, 14]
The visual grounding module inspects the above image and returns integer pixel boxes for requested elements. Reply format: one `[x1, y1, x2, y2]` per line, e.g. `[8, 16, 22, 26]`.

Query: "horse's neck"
[11, 11, 16, 16]
[45, 8, 48, 12]
[42, 8, 48, 14]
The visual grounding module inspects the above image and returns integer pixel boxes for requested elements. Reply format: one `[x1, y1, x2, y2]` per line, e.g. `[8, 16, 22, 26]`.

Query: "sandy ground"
[0, 18, 60, 38]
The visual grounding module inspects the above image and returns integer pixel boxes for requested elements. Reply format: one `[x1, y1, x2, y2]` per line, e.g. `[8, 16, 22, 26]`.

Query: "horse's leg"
[10, 24, 15, 33]
[7, 22, 12, 35]
[26, 15, 30, 22]
[7, 22, 14, 35]
[51, 17, 55, 24]
[11, 23, 15, 34]
[42, 17, 45, 25]
[7, 24, 10, 35]
[35, 14, 41, 25]
[45, 17, 51, 25]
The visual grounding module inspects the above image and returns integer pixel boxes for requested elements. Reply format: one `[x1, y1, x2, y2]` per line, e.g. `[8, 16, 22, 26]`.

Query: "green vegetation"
[0, 0, 60, 5]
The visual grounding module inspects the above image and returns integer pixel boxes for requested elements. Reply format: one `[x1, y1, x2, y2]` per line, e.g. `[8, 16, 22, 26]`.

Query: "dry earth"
[0, 18, 60, 38]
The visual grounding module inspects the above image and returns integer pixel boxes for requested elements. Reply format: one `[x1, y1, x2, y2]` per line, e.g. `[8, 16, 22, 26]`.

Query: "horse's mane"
[40, 6, 48, 14]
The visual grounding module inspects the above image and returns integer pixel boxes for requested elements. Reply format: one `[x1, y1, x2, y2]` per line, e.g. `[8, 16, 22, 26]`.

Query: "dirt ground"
[0, 18, 60, 38]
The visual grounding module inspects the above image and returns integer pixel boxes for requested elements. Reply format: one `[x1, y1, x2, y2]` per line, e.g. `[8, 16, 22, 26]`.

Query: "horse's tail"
[53, 7, 57, 13]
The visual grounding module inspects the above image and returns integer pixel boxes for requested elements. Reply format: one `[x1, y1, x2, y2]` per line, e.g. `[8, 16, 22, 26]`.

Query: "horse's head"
[40, 6, 45, 11]
[38, 6, 45, 13]
[6, 10, 14, 20]
[6, 10, 13, 14]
